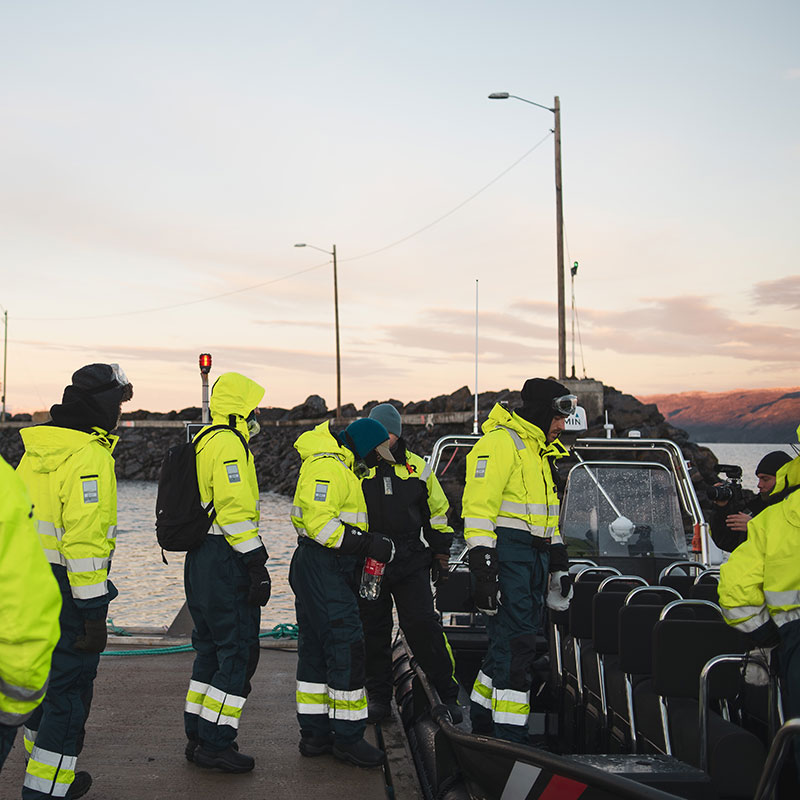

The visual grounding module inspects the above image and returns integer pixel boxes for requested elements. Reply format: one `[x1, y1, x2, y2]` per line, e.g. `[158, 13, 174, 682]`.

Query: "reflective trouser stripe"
[185, 681, 245, 729]
[24, 746, 77, 797]
[492, 688, 530, 725]
[470, 670, 493, 709]
[23, 726, 36, 759]
[470, 671, 529, 725]
[296, 681, 367, 720]
[185, 680, 209, 716]
[329, 687, 368, 720]
[297, 679, 329, 715]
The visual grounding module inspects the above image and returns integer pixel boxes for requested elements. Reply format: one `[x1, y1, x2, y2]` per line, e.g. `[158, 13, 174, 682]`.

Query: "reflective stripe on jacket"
[0, 456, 61, 727]
[17, 425, 118, 603]
[719, 487, 800, 633]
[291, 421, 368, 547]
[462, 403, 568, 550]
[195, 372, 265, 556]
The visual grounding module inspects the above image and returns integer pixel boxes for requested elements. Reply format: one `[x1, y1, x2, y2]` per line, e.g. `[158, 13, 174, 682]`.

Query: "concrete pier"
[0, 641, 421, 800]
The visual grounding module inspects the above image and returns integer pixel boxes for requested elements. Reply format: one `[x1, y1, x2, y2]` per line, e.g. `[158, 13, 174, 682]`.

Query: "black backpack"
[155, 424, 249, 558]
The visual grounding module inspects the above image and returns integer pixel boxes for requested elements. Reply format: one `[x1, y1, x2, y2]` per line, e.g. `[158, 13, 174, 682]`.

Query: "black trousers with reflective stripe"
[469, 528, 549, 745]
[184, 536, 260, 750]
[23, 587, 99, 799]
[289, 539, 366, 744]
[358, 555, 458, 706]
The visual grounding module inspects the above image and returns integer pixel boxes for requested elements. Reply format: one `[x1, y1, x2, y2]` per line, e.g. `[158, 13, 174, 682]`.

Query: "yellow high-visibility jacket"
[0, 455, 61, 728]
[17, 425, 118, 604]
[291, 421, 368, 548]
[195, 372, 265, 556]
[719, 486, 800, 635]
[462, 404, 568, 550]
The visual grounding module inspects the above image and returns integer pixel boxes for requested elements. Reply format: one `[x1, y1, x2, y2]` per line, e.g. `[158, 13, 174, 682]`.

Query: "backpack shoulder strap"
[193, 424, 250, 458]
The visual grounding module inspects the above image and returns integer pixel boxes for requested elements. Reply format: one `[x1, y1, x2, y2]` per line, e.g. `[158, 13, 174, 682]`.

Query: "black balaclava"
[516, 377, 570, 434]
[49, 363, 133, 433]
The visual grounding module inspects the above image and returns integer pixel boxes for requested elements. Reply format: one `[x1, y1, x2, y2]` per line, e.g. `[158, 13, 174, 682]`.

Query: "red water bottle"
[359, 557, 386, 600]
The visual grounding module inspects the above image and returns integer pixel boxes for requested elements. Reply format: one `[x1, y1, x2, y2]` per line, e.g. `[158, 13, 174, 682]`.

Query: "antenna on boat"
[473, 280, 479, 435]
[570, 262, 578, 379]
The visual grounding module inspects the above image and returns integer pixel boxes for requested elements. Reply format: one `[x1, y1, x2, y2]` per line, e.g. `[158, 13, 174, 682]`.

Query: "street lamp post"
[294, 243, 341, 419]
[489, 92, 566, 380]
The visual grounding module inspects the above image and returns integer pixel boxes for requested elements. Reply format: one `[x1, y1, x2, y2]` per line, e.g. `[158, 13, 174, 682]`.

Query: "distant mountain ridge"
[638, 387, 800, 443]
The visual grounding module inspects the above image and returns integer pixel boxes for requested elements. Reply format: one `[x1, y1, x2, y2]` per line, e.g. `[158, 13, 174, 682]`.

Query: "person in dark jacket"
[710, 451, 792, 553]
[358, 404, 460, 723]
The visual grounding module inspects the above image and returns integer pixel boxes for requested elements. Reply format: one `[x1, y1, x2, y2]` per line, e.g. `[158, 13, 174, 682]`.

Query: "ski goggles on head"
[552, 394, 578, 417]
[109, 363, 134, 402]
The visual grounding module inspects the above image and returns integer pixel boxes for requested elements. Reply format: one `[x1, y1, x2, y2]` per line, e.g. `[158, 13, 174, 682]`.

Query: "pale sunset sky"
[1, 1, 798, 414]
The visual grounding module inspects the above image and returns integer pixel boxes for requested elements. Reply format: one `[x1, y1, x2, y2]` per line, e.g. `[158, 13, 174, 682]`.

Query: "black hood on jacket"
[49, 363, 132, 433]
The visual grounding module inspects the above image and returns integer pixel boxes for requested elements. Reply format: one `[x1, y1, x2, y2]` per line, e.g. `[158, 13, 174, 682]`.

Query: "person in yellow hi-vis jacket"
[183, 372, 269, 775]
[0, 456, 61, 770]
[289, 417, 395, 769]
[17, 363, 133, 799]
[462, 378, 574, 744]
[719, 425, 800, 782]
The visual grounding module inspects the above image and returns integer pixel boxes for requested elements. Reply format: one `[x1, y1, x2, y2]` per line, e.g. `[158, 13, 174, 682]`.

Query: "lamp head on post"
[488, 92, 510, 99]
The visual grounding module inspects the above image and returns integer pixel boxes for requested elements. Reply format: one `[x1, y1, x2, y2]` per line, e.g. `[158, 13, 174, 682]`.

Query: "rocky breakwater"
[0, 381, 724, 508]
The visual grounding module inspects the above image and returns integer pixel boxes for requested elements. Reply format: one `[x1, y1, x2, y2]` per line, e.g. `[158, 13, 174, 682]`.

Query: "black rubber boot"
[299, 733, 334, 757]
[366, 700, 390, 724]
[186, 738, 238, 762]
[193, 745, 255, 773]
[332, 738, 385, 768]
[65, 772, 92, 799]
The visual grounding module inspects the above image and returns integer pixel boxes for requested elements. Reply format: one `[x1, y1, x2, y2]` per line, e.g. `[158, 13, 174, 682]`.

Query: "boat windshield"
[560, 461, 688, 559]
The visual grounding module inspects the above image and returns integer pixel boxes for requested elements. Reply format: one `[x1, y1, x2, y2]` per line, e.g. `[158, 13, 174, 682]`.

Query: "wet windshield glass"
[561, 463, 688, 559]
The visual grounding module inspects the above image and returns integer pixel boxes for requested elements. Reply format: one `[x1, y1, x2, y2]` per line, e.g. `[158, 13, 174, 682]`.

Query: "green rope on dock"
[101, 622, 299, 656]
[106, 618, 132, 637]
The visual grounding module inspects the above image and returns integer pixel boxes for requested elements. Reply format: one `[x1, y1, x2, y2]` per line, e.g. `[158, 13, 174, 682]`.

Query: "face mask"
[246, 412, 261, 437]
[363, 450, 381, 468]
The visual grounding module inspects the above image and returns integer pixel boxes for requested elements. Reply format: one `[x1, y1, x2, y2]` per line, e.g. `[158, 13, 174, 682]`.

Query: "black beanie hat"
[50, 363, 133, 433]
[755, 451, 792, 476]
[517, 377, 570, 434]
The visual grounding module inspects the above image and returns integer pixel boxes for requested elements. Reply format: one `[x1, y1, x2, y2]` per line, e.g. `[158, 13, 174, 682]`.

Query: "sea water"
[110, 483, 297, 630]
[110, 442, 797, 628]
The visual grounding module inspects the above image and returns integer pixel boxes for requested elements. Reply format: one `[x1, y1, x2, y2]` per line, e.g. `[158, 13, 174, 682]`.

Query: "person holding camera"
[710, 451, 792, 552]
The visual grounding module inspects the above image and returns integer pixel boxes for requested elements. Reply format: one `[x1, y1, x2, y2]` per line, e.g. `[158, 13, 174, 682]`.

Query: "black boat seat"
[658, 560, 707, 599]
[636, 618, 765, 800]
[583, 576, 649, 750]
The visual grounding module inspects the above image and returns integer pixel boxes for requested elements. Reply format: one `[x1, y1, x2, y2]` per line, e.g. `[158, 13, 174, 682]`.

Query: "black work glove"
[74, 618, 108, 653]
[367, 532, 395, 564]
[468, 546, 499, 616]
[246, 562, 271, 607]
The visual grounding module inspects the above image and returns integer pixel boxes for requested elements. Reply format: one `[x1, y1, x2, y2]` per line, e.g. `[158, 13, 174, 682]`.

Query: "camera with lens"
[707, 464, 744, 506]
